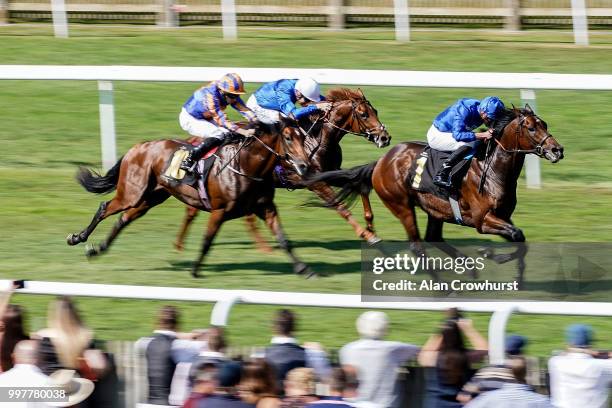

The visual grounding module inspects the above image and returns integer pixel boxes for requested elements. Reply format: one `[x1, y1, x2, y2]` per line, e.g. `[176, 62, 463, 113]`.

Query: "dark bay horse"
[66, 119, 313, 278]
[174, 88, 391, 252]
[307, 106, 564, 284]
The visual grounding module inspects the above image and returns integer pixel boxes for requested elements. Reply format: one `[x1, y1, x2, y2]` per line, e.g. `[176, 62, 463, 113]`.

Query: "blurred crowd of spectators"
[1, 284, 612, 408]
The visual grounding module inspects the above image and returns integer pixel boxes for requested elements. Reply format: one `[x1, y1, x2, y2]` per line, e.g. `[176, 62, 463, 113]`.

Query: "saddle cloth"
[162, 143, 219, 210]
[408, 146, 472, 199]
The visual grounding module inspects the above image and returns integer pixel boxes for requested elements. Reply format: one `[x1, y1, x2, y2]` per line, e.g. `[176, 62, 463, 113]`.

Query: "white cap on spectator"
[357, 311, 388, 340]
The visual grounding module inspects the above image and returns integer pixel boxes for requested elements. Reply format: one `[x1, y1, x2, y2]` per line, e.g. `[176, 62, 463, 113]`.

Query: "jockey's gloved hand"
[316, 102, 332, 112]
[236, 128, 256, 137]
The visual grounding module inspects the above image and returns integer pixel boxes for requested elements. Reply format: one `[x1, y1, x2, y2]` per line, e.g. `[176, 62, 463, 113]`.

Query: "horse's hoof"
[191, 267, 201, 278]
[294, 262, 309, 275]
[304, 268, 318, 279]
[367, 235, 382, 246]
[477, 247, 494, 258]
[174, 241, 184, 252]
[492, 253, 513, 264]
[85, 244, 99, 258]
[67, 233, 80, 246]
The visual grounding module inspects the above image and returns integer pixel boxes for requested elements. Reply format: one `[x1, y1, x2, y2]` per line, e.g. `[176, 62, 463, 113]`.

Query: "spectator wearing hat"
[549, 324, 612, 408]
[464, 356, 552, 408]
[281, 368, 318, 408]
[457, 334, 529, 403]
[339, 311, 419, 408]
[197, 361, 254, 408]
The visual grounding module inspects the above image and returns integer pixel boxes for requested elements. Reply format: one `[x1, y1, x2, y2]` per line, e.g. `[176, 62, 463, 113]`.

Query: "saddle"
[162, 142, 219, 210]
[408, 146, 473, 199]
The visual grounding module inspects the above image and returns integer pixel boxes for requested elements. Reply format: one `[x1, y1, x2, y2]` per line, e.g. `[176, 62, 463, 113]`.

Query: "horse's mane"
[491, 108, 518, 137]
[325, 88, 365, 102]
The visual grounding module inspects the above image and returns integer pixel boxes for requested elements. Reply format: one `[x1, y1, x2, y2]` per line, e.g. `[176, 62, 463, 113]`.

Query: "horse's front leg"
[479, 212, 528, 287]
[255, 202, 316, 278]
[308, 182, 381, 244]
[174, 205, 199, 252]
[192, 209, 225, 278]
[244, 214, 274, 253]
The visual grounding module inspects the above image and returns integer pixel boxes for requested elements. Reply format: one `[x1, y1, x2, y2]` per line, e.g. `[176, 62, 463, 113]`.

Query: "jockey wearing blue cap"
[246, 78, 331, 124]
[429, 96, 505, 188]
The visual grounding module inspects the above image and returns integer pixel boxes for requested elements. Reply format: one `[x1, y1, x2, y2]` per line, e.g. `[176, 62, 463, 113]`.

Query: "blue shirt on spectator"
[432, 98, 484, 142]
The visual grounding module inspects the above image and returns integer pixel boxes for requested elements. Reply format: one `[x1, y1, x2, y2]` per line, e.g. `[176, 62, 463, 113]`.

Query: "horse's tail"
[76, 157, 123, 194]
[306, 161, 377, 207]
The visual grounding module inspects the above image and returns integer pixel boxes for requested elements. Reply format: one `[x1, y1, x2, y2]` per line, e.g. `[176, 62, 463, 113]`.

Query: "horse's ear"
[511, 103, 519, 115]
[524, 103, 534, 114]
[357, 88, 365, 99]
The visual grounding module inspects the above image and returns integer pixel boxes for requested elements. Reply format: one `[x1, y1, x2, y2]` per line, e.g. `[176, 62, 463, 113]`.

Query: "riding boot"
[433, 145, 472, 188]
[180, 137, 223, 172]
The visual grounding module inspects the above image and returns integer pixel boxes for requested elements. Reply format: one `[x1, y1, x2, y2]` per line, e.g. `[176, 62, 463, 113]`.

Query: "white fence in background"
[2, 65, 612, 187]
[2, 279, 612, 368]
[1, 0, 601, 43]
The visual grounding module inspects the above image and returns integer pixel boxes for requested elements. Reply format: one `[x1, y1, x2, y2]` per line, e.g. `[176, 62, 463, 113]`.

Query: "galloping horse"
[174, 88, 391, 252]
[307, 106, 564, 284]
[66, 118, 313, 278]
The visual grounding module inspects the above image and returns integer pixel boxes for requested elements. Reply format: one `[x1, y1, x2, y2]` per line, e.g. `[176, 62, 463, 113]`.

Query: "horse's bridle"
[323, 99, 386, 142]
[492, 114, 552, 157]
[479, 112, 552, 193]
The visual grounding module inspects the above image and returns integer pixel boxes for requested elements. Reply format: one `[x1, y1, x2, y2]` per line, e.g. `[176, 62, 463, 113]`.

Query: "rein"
[478, 113, 551, 194]
[323, 99, 385, 142]
[215, 132, 287, 182]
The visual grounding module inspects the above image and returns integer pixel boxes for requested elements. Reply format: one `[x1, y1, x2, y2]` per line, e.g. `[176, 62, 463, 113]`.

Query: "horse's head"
[254, 117, 310, 176]
[325, 88, 391, 148]
[515, 105, 564, 163]
[493, 105, 564, 163]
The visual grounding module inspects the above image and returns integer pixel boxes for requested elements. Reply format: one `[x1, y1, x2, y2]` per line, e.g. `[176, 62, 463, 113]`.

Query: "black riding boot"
[433, 145, 472, 188]
[180, 137, 223, 172]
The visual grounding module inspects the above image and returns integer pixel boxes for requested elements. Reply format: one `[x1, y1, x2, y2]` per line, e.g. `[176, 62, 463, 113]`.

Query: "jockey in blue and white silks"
[428, 96, 505, 188]
[180, 73, 257, 172]
[246, 78, 331, 124]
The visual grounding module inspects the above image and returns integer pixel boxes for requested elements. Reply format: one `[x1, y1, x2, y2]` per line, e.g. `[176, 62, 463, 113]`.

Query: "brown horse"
[66, 118, 313, 278]
[174, 88, 391, 252]
[307, 106, 564, 284]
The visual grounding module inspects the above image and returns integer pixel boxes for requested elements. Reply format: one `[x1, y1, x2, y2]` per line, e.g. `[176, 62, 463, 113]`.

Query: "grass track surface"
[1, 26, 611, 356]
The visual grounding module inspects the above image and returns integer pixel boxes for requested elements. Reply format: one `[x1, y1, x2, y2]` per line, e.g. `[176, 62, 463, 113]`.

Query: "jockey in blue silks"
[246, 78, 331, 124]
[428, 96, 505, 188]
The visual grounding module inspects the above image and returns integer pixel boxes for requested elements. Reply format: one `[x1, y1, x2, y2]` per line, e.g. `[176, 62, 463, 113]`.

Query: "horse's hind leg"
[309, 183, 380, 244]
[174, 205, 199, 252]
[425, 216, 478, 279]
[66, 196, 132, 246]
[244, 214, 274, 253]
[255, 202, 315, 279]
[86, 189, 171, 257]
[361, 193, 375, 233]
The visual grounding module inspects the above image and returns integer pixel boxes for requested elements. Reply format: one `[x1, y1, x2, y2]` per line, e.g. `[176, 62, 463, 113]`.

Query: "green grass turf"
[1, 26, 611, 356]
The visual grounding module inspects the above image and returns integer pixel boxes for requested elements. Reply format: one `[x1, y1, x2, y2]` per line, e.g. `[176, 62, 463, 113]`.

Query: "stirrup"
[180, 159, 195, 173]
[433, 175, 452, 188]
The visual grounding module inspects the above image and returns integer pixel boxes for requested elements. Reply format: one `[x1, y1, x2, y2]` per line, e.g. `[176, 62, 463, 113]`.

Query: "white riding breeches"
[426, 124, 468, 152]
[246, 95, 281, 125]
[179, 108, 229, 139]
